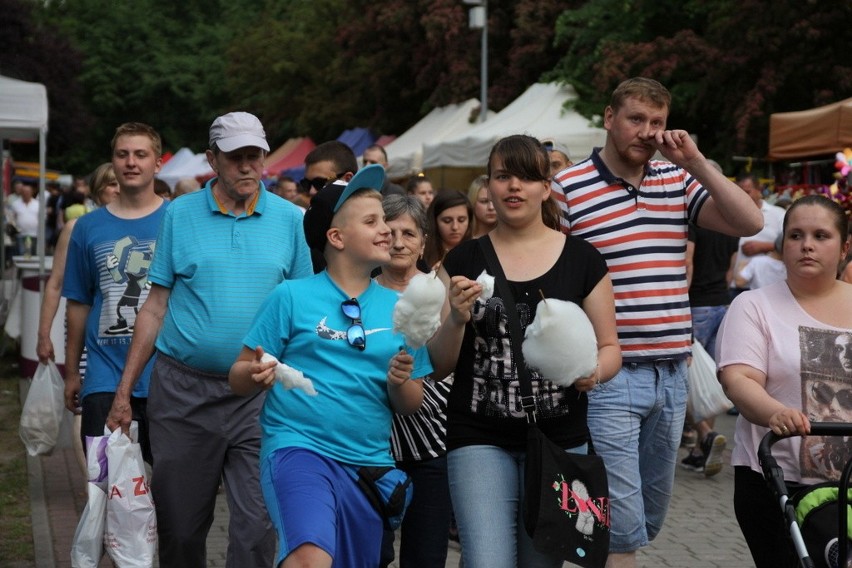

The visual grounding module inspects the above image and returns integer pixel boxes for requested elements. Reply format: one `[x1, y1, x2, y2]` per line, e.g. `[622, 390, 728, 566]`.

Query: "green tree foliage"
[224, 0, 483, 144]
[37, 0, 264, 172]
[0, 0, 88, 165]
[225, 0, 569, 146]
[12, 0, 578, 171]
[10, 0, 850, 175]
[549, 0, 852, 163]
[489, 0, 581, 109]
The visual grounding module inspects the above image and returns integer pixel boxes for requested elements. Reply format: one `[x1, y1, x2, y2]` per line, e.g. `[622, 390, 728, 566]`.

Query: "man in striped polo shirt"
[550, 77, 762, 567]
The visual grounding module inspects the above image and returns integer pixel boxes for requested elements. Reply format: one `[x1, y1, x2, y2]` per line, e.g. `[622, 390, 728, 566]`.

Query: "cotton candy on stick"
[260, 353, 318, 396]
[476, 270, 494, 301]
[522, 296, 597, 387]
[392, 271, 446, 349]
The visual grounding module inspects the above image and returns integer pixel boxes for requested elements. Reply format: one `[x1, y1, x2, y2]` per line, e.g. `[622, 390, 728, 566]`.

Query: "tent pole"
[0, 137, 5, 286]
[38, 128, 46, 299]
[479, 0, 488, 123]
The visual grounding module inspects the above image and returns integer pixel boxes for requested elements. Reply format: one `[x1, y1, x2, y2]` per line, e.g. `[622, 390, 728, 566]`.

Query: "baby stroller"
[758, 422, 852, 568]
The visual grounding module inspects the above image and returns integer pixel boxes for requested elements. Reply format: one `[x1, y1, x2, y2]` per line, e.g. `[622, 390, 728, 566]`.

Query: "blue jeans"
[447, 442, 587, 568]
[690, 305, 728, 359]
[396, 455, 451, 568]
[587, 360, 688, 553]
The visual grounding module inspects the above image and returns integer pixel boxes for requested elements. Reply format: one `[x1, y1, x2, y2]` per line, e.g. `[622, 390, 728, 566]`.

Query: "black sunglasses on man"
[299, 172, 346, 194]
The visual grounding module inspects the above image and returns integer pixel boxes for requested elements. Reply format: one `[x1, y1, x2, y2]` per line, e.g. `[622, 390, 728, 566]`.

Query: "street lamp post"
[464, 0, 488, 123]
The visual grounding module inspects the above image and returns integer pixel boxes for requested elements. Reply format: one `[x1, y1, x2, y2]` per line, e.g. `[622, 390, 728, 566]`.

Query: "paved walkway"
[26, 378, 750, 567]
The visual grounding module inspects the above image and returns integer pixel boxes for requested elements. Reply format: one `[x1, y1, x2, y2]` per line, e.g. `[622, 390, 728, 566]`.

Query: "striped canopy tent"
[264, 137, 316, 178]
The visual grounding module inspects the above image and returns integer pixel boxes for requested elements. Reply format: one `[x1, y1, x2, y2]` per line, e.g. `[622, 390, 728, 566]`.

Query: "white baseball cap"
[209, 111, 270, 153]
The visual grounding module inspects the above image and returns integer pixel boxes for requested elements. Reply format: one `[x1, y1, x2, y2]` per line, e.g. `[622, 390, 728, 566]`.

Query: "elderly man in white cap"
[107, 111, 313, 568]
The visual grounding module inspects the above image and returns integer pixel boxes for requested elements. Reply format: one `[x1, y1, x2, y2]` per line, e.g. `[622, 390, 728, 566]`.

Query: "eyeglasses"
[542, 141, 555, 151]
[341, 298, 366, 351]
[298, 172, 346, 194]
[811, 382, 852, 410]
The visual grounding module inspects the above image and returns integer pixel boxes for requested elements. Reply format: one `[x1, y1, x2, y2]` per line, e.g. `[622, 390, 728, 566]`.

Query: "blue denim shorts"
[587, 359, 688, 553]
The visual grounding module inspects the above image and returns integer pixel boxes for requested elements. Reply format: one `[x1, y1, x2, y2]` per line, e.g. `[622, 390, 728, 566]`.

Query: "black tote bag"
[524, 425, 610, 568]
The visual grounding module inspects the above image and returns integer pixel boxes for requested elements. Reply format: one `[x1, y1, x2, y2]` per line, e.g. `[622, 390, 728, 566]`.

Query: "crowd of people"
[19, 75, 852, 568]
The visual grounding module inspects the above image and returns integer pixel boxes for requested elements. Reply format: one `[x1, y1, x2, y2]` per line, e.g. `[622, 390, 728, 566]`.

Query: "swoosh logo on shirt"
[315, 317, 391, 341]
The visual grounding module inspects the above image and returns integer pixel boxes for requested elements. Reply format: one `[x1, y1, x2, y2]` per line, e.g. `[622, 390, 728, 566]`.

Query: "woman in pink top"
[716, 194, 852, 568]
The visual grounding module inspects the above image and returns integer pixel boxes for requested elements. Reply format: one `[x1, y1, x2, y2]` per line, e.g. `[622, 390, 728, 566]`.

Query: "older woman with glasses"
[375, 194, 453, 567]
[717, 194, 852, 568]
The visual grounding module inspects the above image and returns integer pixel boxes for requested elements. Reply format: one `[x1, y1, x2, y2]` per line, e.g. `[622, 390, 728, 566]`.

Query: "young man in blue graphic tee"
[63, 122, 168, 463]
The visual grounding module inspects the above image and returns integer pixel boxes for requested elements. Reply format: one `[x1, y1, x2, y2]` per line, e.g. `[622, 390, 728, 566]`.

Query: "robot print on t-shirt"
[100, 235, 156, 336]
[798, 326, 852, 481]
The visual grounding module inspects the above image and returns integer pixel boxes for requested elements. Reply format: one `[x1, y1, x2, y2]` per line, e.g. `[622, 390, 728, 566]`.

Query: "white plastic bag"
[71, 432, 110, 568]
[19, 360, 66, 456]
[104, 425, 157, 568]
[687, 340, 733, 422]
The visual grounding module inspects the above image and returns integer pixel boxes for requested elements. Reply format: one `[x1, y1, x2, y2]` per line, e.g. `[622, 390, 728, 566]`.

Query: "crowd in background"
[11, 75, 852, 568]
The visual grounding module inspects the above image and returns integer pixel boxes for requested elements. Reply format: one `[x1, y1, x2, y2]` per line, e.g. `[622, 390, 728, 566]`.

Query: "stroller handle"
[758, 422, 852, 497]
[759, 422, 852, 465]
[757, 422, 852, 568]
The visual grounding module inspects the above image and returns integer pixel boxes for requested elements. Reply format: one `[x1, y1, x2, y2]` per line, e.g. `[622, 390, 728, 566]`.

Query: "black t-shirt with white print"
[443, 235, 608, 452]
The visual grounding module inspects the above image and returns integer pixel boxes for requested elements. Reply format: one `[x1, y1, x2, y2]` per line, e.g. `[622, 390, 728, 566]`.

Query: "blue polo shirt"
[149, 180, 312, 374]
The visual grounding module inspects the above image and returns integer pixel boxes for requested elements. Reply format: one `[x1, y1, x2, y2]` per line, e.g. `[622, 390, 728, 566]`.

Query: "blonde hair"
[610, 77, 671, 112]
[90, 162, 116, 206]
[111, 122, 162, 157]
[466, 174, 491, 235]
[466, 174, 488, 205]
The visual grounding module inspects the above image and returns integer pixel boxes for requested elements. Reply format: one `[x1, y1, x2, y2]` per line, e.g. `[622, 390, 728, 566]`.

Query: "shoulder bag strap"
[478, 236, 537, 423]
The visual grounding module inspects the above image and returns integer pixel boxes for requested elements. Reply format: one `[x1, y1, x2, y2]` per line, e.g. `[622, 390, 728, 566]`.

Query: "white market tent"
[422, 83, 607, 170]
[157, 147, 213, 189]
[0, 75, 49, 279]
[157, 147, 196, 185]
[384, 99, 489, 179]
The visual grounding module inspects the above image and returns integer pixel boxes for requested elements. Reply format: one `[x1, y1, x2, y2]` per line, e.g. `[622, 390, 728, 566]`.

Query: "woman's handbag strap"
[477, 236, 537, 422]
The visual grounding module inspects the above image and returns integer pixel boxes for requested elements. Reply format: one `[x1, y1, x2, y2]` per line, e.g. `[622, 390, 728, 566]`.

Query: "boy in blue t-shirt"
[229, 164, 431, 567]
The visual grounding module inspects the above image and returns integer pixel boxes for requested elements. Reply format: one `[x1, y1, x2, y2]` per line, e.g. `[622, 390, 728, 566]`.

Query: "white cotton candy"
[476, 270, 494, 301]
[393, 271, 446, 348]
[522, 298, 597, 388]
[260, 353, 318, 396]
